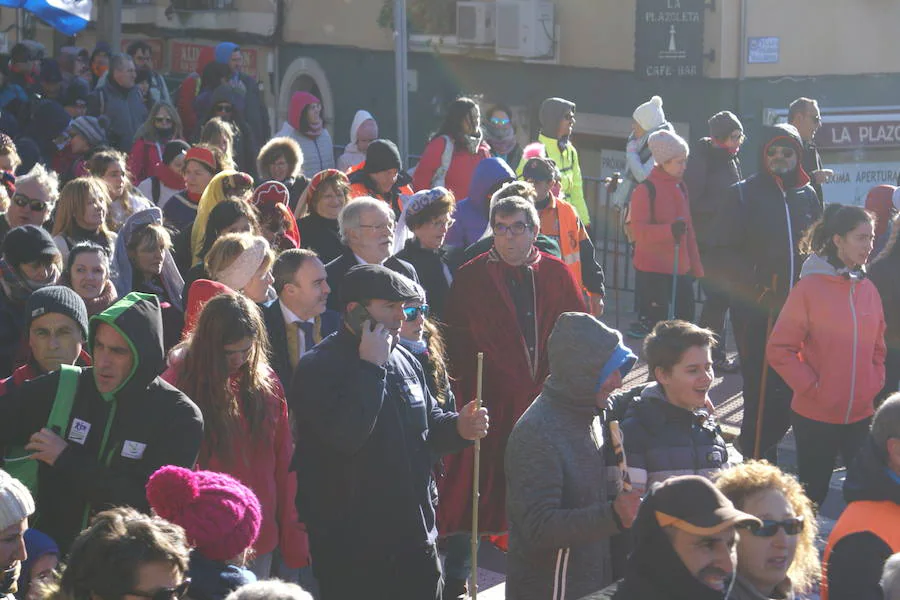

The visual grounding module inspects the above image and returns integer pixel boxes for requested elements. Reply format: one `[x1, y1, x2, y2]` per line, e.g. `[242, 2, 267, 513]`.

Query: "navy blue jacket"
[261, 298, 339, 395]
[289, 329, 468, 557]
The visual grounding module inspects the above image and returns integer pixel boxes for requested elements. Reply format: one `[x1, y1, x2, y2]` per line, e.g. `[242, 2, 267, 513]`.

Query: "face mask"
[155, 125, 175, 138]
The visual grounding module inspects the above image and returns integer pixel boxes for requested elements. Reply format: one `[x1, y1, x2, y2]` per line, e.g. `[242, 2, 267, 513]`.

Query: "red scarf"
[712, 138, 739, 156]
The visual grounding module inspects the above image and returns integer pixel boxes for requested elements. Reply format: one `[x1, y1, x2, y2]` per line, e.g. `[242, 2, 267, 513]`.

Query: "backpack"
[3, 364, 82, 495]
[623, 180, 656, 243]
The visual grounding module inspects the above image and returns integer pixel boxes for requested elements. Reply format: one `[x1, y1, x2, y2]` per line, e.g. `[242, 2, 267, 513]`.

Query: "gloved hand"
[671, 220, 687, 242]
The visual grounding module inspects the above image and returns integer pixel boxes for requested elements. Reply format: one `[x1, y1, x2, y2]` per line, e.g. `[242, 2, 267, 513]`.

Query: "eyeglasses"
[13, 194, 47, 212]
[126, 579, 191, 600]
[766, 146, 795, 159]
[214, 104, 233, 114]
[489, 117, 511, 126]
[429, 217, 455, 229]
[358, 223, 394, 232]
[742, 517, 804, 537]
[564, 113, 575, 121]
[492, 222, 531, 236]
[154, 116, 173, 124]
[403, 305, 430, 321]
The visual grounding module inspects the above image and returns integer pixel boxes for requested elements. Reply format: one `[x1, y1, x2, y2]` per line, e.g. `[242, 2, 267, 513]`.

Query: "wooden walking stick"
[471, 352, 484, 599]
[608, 421, 632, 493]
[753, 274, 778, 459]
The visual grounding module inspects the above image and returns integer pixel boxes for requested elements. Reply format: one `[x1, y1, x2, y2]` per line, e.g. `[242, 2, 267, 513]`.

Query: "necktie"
[298, 321, 316, 353]
[287, 321, 301, 369]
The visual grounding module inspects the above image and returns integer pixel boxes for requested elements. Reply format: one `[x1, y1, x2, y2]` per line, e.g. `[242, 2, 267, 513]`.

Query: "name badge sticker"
[121, 441, 147, 460]
[68, 419, 91, 445]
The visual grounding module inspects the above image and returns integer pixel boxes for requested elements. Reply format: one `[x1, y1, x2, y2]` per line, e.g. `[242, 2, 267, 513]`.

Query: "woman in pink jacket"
[162, 292, 310, 580]
[767, 204, 885, 507]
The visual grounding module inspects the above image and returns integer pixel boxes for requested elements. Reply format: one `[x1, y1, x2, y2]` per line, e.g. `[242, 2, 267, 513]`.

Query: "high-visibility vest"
[821, 499, 900, 600]
[540, 198, 583, 289]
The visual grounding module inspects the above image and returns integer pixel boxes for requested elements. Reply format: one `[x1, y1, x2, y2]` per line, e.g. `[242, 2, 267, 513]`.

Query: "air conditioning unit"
[495, 0, 555, 59]
[457, 1, 496, 46]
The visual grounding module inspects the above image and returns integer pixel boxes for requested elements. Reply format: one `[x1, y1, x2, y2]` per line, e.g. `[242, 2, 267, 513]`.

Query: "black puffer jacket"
[619, 383, 727, 494]
[683, 137, 742, 251]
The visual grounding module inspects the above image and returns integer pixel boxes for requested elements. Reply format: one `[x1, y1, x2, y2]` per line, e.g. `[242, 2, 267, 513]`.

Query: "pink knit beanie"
[648, 130, 690, 165]
[146, 465, 262, 562]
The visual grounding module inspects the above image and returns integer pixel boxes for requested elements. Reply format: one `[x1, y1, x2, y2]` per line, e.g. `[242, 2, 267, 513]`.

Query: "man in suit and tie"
[325, 196, 419, 311]
[264, 249, 340, 394]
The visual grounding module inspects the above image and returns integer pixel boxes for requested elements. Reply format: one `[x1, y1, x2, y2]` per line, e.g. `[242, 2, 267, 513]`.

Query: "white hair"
[338, 196, 393, 245]
[17, 163, 60, 207]
[224, 580, 313, 600]
[883, 553, 900, 600]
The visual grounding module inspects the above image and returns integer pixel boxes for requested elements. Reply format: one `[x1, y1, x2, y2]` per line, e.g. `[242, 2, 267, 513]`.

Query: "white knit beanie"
[215, 237, 269, 292]
[633, 95, 666, 131]
[0, 470, 34, 530]
[648, 130, 690, 164]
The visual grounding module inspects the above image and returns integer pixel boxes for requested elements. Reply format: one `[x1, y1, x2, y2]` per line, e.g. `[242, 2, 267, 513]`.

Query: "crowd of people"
[0, 36, 898, 600]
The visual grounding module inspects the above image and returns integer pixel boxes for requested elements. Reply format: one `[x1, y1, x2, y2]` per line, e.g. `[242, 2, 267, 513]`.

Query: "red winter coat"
[437, 250, 586, 536]
[412, 136, 491, 202]
[128, 138, 166, 185]
[767, 254, 886, 425]
[629, 166, 704, 278]
[162, 360, 310, 567]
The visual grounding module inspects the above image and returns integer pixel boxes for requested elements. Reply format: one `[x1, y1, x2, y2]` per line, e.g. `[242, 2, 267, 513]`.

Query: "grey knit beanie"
[70, 115, 108, 148]
[0, 470, 35, 531]
[648, 130, 690, 164]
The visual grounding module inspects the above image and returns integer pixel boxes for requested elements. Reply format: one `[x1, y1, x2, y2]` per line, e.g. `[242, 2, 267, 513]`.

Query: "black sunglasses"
[403, 305, 430, 321]
[13, 194, 47, 212]
[214, 104, 233, 114]
[126, 579, 191, 600]
[766, 146, 795, 159]
[743, 517, 804, 537]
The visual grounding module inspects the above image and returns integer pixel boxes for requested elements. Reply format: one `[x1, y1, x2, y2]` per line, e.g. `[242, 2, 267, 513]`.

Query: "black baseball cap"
[341, 264, 420, 309]
[522, 157, 559, 182]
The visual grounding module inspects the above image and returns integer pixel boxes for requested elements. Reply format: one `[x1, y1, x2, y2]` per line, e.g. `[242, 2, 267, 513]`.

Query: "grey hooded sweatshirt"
[505, 312, 637, 600]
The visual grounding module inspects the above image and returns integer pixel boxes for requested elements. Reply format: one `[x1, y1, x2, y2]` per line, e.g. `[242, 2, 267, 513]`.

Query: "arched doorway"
[277, 57, 334, 134]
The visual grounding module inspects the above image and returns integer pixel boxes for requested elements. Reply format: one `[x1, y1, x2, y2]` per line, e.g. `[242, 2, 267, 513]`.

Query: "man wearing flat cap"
[288, 263, 489, 600]
[601, 475, 761, 600]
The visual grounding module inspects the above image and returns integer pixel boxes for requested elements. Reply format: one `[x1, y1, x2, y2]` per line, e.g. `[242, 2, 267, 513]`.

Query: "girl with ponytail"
[767, 204, 885, 507]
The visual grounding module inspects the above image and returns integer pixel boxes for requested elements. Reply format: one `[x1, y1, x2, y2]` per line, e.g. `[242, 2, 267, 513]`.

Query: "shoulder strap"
[98, 88, 106, 116]
[47, 365, 82, 434]
[642, 180, 657, 224]
[431, 135, 455, 187]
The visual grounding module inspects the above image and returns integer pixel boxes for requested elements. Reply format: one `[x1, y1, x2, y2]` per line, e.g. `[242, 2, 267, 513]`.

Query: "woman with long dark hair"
[128, 101, 184, 184]
[162, 292, 309, 579]
[412, 97, 490, 201]
[61, 241, 116, 316]
[767, 204, 885, 507]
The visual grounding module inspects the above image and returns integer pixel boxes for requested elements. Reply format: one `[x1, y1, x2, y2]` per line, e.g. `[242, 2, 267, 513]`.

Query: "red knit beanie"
[146, 465, 262, 562]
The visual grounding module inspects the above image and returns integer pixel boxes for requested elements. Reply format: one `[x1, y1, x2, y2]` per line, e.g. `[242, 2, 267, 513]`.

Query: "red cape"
[437, 250, 585, 535]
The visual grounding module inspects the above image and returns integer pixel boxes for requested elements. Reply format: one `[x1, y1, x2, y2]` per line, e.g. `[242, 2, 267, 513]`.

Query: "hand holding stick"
[471, 352, 484, 599]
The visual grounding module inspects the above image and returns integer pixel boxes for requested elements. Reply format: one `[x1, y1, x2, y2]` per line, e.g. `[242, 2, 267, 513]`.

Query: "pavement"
[458, 288, 845, 599]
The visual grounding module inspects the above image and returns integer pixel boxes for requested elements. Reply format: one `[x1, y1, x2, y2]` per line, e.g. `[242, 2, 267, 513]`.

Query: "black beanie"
[3, 226, 59, 269]
[26, 285, 89, 340]
[364, 139, 402, 174]
[163, 140, 190, 166]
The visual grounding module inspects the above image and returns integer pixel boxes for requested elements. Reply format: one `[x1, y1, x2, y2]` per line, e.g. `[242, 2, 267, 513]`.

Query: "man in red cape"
[438, 195, 585, 597]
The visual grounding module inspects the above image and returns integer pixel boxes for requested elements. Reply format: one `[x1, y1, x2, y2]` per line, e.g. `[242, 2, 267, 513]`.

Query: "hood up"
[287, 91, 320, 132]
[112, 207, 185, 311]
[757, 124, 811, 189]
[539, 97, 575, 139]
[465, 157, 515, 210]
[542, 312, 636, 406]
[89, 292, 165, 400]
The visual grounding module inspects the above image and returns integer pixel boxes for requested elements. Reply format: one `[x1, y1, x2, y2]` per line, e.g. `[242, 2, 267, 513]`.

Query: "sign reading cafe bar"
[635, 0, 705, 78]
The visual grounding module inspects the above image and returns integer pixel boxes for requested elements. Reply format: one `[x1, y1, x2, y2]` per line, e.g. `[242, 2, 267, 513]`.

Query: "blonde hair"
[715, 461, 820, 594]
[0, 142, 21, 172]
[201, 118, 236, 162]
[52, 177, 113, 239]
[205, 232, 274, 283]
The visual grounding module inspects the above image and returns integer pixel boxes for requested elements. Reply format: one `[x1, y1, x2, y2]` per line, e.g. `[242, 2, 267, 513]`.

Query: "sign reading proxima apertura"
[635, 0, 705, 78]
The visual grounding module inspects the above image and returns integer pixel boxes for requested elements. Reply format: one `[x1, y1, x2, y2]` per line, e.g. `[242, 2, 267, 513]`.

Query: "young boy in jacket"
[620, 320, 728, 495]
[627, 130, 704, 337]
